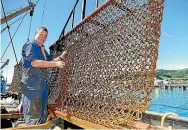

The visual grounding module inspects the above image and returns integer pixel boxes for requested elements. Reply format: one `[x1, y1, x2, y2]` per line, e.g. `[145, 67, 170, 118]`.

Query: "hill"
[156, 68, 188, 78]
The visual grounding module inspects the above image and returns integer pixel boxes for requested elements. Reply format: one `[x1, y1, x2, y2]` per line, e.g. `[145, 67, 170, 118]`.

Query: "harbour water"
[148, 87, 188, 117]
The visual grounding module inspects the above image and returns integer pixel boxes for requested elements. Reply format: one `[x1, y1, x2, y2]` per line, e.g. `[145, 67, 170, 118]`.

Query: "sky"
[1, 0, 188, 83]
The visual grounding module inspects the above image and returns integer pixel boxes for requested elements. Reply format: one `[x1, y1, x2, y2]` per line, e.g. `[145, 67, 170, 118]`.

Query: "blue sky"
[1, 0, 188, 83]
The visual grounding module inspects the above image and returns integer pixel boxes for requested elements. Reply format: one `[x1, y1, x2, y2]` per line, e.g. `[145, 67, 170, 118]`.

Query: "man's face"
[35, 29, 48, 45]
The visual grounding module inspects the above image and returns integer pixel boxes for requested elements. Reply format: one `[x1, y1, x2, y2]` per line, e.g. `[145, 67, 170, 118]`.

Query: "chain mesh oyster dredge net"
[48, 0, 164, 128]
[6, 63, 22, 94]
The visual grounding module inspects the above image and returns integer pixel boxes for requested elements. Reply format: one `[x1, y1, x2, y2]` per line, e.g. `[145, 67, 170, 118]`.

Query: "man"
[21, 26, 67, 125]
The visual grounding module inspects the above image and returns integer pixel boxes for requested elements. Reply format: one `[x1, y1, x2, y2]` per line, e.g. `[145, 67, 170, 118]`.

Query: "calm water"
[148, 87, 188, 117]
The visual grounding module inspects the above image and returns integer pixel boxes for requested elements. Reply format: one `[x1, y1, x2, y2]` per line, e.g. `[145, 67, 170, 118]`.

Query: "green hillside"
[156, 68, 188, 78]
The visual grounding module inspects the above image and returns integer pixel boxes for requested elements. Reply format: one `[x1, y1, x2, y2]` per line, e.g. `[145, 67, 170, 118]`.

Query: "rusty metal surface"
[48, 0, 164, 128]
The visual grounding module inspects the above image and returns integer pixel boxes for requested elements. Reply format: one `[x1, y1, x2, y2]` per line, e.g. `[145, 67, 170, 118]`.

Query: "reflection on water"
[148, 87, 188, 117]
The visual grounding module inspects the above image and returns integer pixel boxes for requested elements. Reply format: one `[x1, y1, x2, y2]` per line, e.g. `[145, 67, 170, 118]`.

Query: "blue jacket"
[21, 41, 52, 92]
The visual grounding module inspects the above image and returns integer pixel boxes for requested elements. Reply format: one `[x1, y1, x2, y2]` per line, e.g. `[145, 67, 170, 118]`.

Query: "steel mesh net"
[48, 0, 164, 128]
[8, 0, 164, 128]
[6, 63, 22, 94]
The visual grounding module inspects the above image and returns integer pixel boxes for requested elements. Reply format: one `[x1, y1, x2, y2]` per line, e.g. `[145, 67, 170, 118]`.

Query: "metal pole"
[81, 0, 86, 20]
[72, 8, 75, 28]
[0, 2, 35, 24]
[96, 0, 99, 9]
[59, 0, 79, 39]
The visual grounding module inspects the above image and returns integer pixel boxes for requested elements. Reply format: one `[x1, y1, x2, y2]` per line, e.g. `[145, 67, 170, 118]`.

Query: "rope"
[1, 11, 30, 34]
[1, 0, 19, 65]
[26, 0, 41, 41]
[27, 11, 33, 42]
[40, 0, 47, 25]
[35, 0, 40, 6]
[161, 112, 178, 128]
[1, 11, 28, 60]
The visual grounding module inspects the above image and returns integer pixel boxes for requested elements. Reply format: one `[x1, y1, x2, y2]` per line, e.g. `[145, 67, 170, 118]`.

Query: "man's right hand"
[56, 61, 65, 68]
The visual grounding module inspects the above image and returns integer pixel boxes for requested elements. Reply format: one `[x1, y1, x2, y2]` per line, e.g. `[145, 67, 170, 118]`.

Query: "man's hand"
[59, 51, 68, 60]
[48, 107, 56, 117]
[56, 61, 65, 68]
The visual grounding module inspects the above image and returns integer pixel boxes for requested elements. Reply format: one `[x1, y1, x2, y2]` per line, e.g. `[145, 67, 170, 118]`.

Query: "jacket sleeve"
[25, 43, 41, 62]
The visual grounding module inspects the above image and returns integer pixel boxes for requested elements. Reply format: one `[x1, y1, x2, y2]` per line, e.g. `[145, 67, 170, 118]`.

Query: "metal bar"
[1, 11, 30, 34]
[72, 8, 75, 28]
[53, 0, 112, 49]
[60, 0, 113, 40]
[81, 0, 86, 20]
[96, 0, 99, 8]
[59, 0, 79, 39]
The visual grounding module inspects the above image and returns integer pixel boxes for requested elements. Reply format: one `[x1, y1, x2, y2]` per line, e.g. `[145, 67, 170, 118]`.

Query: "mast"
[0, 2, 35, 24]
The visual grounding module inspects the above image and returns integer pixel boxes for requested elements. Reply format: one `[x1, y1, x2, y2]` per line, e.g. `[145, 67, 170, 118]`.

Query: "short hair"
[35, 26, 48, 34]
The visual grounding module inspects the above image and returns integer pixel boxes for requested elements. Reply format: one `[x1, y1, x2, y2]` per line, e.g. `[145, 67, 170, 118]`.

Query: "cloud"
[162, 32, 173, 38]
